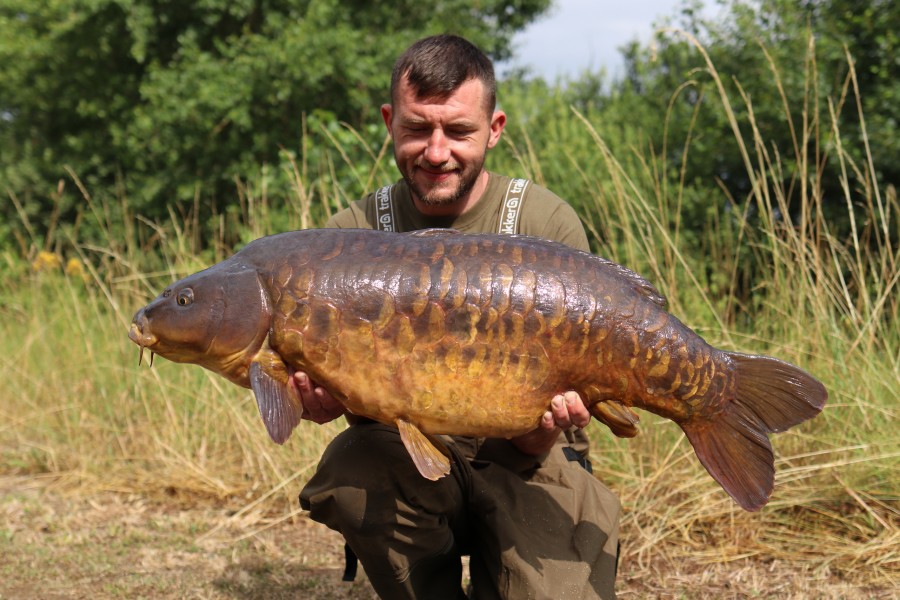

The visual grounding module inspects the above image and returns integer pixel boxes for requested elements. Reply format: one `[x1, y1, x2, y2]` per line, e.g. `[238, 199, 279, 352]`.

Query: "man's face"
[382, 77, 505, 211]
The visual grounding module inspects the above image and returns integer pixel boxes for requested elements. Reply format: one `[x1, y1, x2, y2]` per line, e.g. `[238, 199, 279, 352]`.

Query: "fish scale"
[129, 227, 827, 511]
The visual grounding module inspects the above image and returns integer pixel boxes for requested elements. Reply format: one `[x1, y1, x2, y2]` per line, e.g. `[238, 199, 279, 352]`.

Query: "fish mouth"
[128, 321, 158, 366]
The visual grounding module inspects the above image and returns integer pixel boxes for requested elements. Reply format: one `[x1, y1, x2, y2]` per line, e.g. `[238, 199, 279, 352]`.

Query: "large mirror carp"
[129, 228, 827, 511]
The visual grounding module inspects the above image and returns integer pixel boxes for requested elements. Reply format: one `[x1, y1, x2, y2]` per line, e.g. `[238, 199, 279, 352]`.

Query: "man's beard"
[404, 156, 484, 208]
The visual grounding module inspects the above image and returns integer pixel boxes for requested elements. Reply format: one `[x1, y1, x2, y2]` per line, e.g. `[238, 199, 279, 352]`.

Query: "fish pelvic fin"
[249, 356, 305, 445]
[590, 400, 640, 438]
[396, 419, 452, 480]
[681, 352, 827, 511]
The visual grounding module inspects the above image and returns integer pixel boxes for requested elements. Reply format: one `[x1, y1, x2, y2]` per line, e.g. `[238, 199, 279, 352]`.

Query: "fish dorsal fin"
[396, 419, 451, 480]
[410, 228, 461, 237]
[596, 257, 667, 307]
[249, 356, 304, 444]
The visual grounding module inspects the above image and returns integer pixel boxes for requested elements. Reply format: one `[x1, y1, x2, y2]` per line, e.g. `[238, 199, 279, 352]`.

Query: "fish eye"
[176, 289, 194, 306]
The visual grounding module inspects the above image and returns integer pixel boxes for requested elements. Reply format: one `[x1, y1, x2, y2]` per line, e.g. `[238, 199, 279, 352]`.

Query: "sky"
[501, 0, 721, 80]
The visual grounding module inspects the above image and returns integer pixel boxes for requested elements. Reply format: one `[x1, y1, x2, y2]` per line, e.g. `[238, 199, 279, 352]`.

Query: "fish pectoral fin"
[590, 400, 640, 438]
[396, 419, 451, 481]
[249, 358, 304, 445]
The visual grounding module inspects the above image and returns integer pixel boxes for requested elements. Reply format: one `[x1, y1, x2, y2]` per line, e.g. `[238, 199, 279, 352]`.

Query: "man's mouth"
[418, 168, 459, 185]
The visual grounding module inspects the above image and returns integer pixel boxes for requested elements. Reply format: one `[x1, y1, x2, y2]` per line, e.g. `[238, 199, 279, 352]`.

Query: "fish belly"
[277, 294, 561, 436]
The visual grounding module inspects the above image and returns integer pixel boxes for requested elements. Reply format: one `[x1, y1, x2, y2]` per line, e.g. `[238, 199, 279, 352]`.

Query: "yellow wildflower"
[65, 257, 89, 281]
[31, 251, 62, 273]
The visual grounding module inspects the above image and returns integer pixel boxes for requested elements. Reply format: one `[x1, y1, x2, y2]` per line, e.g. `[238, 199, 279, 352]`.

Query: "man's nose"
[423, 129, 450, 165]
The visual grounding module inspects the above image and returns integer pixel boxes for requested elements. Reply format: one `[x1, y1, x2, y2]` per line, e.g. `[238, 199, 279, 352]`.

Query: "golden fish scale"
[265, 230, 734, 435]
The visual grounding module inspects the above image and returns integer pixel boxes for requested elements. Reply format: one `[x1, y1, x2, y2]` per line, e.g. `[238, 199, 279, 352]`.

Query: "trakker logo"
[375, 185, 395, 232]
[499, 178, 528, 234]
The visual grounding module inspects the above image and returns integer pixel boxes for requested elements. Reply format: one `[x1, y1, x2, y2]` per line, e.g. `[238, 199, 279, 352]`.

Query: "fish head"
[128, 263, 271, 385]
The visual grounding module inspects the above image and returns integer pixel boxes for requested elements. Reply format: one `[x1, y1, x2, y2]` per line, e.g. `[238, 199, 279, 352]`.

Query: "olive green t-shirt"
[325, 172, 589, 252]
[326, 171, 593, 458]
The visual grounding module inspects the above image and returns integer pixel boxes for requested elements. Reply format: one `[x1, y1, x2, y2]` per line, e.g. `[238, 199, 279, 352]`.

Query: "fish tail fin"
[680, 353, 827, 511]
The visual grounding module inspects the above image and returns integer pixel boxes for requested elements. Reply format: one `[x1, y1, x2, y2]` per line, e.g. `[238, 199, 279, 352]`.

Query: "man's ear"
[487, 110, 506, 149]
[381, 104, 394, 137]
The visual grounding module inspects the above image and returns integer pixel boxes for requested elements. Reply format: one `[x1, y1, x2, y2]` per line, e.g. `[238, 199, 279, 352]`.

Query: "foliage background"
[2, 0, 897, 257]
[0, 0, 550, 245]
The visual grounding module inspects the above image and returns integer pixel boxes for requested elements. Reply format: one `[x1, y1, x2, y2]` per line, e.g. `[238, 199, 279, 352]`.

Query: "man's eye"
[177, 289, 194, 306]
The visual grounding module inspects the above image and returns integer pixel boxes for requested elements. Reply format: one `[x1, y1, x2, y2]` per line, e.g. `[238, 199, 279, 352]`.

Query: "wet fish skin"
[128, 228, 827, 511]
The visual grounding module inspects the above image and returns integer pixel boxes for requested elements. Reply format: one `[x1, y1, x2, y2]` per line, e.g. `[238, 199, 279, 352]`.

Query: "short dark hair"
[390, 34, 496, 113]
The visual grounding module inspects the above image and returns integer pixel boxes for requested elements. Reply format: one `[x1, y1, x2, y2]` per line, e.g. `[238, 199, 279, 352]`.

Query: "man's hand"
[510, 391, 591, 456]
[290, 372, 347, 424]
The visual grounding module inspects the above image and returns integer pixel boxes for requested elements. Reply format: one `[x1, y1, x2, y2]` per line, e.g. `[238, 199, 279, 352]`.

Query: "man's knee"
[299, 422, 466, 534]
[306, 422, 411, 485]
[299, 423, 410, 532]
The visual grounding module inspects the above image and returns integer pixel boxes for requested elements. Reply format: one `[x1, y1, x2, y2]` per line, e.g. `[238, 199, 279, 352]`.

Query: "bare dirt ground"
[1, 476, 894, 599]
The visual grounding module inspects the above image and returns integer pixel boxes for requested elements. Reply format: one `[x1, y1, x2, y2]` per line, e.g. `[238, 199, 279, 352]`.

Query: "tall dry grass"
[568, 33, 898, 584]
[0, 37, 897, 589]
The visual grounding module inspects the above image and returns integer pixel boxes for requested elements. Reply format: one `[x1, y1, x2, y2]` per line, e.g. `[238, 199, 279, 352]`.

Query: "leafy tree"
[808, 0, 900, 193]
[615, 0, 898, 224]
[0, 0, 550, 247]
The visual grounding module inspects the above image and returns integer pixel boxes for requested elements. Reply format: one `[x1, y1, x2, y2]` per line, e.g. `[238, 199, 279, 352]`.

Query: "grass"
[0, 476, 372, 599]
[1, 38, 898, 596]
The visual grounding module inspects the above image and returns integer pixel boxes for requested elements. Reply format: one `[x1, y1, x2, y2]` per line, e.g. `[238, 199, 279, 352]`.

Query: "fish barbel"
[128, 228, 827, 511]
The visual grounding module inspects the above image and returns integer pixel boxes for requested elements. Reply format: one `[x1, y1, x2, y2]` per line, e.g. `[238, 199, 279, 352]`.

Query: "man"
[293, 34, 620, 599]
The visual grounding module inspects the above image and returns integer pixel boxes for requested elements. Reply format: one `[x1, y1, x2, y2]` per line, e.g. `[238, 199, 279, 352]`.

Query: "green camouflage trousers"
[300, 422, 620, 599]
